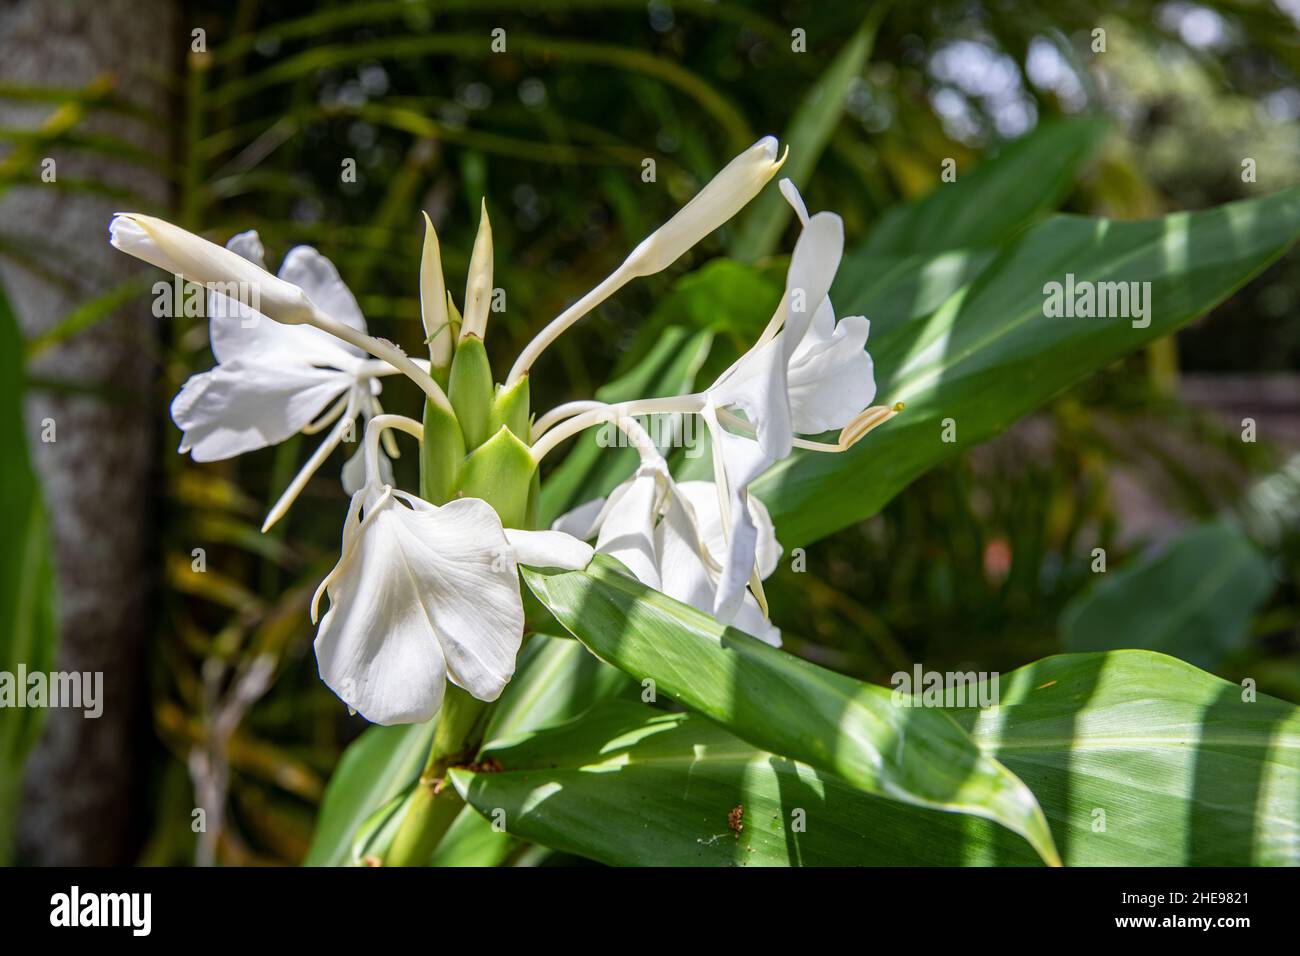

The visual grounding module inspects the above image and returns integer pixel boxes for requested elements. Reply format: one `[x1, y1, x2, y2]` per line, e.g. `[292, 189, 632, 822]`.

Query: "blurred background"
[1, 0, 1297, 865]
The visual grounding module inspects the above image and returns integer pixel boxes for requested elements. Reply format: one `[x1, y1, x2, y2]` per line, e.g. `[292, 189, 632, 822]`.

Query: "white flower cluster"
[110, 136, 893, 724]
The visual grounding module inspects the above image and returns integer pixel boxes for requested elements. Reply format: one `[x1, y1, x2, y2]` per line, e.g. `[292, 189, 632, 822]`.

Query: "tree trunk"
[0, 0, 177, 864]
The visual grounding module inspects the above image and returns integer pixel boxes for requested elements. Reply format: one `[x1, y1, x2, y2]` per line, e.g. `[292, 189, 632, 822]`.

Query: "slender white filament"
[530, 394, 705, 463]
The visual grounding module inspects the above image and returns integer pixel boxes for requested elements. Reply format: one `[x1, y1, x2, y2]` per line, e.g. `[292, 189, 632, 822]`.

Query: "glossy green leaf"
[955, 650, 1300, 865]
[1062, 521, 1275, 669]
[863, 117, 1109, 256]
[454, 651, 1300, 866]
[758, 187, 1300, 545]
[522, 556, 1059, 864]
[451, 700, 954, 866]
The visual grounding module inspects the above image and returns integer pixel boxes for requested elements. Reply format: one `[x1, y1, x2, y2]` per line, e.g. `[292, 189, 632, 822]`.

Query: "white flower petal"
[392, 495, 524, 702]
[225, 229, 267, 268]
[655, 488, 722, 614]
[701, 406, 774, 623]
[779, 178, 810, 226]
[780, 210, 844, 355]
[676, 480, 781, 580]
[593, 469, 664, 589]
[506, 529, 594, 570]
[341, 438, 392, 494]
[313, 491, 525, 723]
[657, 487, 780, 645]
[208, 235, 362, 368]
[313, 494, 448, 725]
[171, 360, 353, 461]
[786, 307, 876, 434]
[710, 335, 792, 462]
[279, 245, 368, 334]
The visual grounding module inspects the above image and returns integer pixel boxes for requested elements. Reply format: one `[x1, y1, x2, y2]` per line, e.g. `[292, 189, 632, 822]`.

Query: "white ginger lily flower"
[554, 440, 782, 646]
[118, 223, 415, 528]
[700, 179, 884, 623]
[110, 213, 458, 529]
[313, 416, 592, 725]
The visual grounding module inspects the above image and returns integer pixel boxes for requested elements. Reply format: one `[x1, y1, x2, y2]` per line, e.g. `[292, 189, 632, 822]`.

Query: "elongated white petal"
[779, 177, 811, 226]
[205, 233, 363, 369]
[787, 305, 876, 434]
[626, 136, 784, 277]
[313, 491, 525, 723]
[701, 405, 774, 623]
[593, 468, 664, 589]
[279, 245, 368, 334]
[110, 213, 315, 325]
[171, 360, 354, 462]
[710, 335, 792, 462]
[657, 486, 781, 646]
[778, 210, 844, 356]
[506, 529, 594, 570]
[676, 480, 781, 580]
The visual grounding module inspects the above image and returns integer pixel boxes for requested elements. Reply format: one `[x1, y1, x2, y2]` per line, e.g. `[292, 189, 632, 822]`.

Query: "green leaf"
[954, 650, 1300, 865]
[522, 557, 1059, 865]
[863, 117, 1109, 256]
[0, 282, 58, 865]
[303, 719, 436, 866]
[454, 651, 1300, 866]
[731, 15, 880, 261]
[451, 700, 973, 866]
[485, 632, 639, 741]
[758, 187, 1300, 546]
[832, 246, 998, 340]
[1061, 521, 1274, 669]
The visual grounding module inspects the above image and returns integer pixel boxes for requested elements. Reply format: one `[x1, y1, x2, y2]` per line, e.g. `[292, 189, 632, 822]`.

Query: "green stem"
[384, 684, 491, 866]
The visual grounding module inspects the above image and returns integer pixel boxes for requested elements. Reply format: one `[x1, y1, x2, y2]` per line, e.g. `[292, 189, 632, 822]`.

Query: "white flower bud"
[461, 199, 494, 340]
[109, 213, 314, 325]
[625, 136, 785, 277]
[419, 211, 451, 367]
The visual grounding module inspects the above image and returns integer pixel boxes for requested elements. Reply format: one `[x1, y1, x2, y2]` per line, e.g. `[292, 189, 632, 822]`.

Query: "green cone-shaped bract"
[448, 334, 494, 450]
[420, 398, 465, 505]
[459, 426, 537, 530]
[488, 375, 531, 443]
